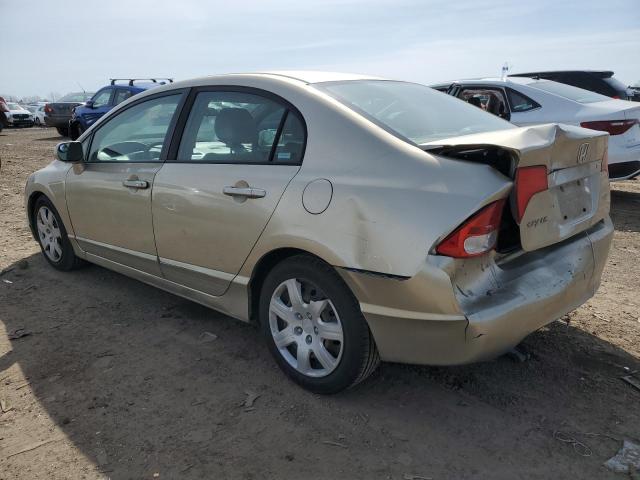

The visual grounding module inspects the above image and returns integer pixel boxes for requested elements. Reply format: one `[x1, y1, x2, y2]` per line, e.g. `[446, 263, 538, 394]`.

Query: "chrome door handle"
[223, 186, 266, 198]
[122, 179, 149, 189]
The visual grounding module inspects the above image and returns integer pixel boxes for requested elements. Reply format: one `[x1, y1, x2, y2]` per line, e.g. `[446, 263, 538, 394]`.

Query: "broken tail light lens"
[580, 119, 638, 136]
[436, 199, 506, 258]
[515, 165, 548, 222]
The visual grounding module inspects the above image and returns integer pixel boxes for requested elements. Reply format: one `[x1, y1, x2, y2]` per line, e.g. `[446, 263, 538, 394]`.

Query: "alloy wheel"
[269, 278, 344, 377]
[36, 206, 63, 262]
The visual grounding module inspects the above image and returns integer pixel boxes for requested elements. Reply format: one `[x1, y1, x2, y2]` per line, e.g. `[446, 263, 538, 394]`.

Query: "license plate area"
[554, 177, 593, 224]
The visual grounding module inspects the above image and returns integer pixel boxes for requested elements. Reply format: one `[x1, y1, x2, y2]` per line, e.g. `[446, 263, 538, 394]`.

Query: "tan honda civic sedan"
[25, 72, 613, 393]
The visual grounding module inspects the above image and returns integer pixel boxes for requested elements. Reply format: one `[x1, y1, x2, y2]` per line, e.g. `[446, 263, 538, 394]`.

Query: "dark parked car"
[0, 97, 9, 131]
[68, 78, 172, 139]
[510, 70, 635, 101]
[44, 92, 94, 136]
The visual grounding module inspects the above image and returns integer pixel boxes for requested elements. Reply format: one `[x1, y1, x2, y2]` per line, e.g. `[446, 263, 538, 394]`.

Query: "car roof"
[258, 71, 384, 84]
[444, 77, 538, 87]
[165, 71, 382, 86]
[510, 70, 615, 79]
[132, 71, 387, 97]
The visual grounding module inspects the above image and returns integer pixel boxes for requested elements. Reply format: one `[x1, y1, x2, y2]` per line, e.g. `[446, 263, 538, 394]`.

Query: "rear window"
[528, 80, 610, 103]
[602, 77, 629, 94]
[59, 92, 94, 102]
[314, 80, 514, 144]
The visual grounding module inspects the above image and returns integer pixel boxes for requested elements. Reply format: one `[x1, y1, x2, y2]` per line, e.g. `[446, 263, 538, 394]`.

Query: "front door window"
[88, 94, 182, 162]
[92, 89, 113, 108]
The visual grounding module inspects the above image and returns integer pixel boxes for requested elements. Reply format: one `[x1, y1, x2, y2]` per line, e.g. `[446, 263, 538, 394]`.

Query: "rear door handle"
[223, 186, 266, 199]
[122, 179, 149, 189]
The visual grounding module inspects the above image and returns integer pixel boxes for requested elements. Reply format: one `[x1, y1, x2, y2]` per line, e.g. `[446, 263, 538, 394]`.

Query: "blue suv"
[69, 78, 173, 140]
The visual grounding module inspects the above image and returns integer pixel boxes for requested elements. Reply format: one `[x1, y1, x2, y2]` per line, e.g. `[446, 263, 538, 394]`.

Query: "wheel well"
[27, 191, 46, 239]
[247, 248, 330, 324]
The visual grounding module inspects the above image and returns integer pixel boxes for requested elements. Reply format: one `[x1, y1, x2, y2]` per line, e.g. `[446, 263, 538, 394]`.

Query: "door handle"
[223, 186, 266, 199]
[122, 179, 149, 189]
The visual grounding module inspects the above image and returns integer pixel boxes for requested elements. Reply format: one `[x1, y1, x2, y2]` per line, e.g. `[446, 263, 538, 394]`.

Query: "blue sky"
[2, 0, 639, 98]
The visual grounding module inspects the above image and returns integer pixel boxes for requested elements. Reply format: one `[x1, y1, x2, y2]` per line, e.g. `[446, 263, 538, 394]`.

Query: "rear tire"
[259, 255, 379, 394]
[33, 196, 85, 271]
[56, 126, 69, 137]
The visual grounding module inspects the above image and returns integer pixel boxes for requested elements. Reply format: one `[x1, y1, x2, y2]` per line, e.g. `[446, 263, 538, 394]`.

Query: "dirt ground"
[0, 127, 639, 479]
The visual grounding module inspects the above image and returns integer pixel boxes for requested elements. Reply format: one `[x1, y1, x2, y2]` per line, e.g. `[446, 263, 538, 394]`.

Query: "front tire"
[33, 196, 85, 271]
[259, 255, 379, 394]
[56, 126, 69, 137]
[69, 122, 84, 140]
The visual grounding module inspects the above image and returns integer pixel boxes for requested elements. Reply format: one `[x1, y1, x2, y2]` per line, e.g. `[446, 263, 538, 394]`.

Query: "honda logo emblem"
[577, 143, 590, 163]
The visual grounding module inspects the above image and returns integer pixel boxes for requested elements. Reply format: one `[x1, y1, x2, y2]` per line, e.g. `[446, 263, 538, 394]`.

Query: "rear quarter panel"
[237, 89, 513, 278]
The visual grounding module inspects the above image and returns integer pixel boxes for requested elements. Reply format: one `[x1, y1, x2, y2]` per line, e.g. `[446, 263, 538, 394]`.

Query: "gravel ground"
[1, 127, 639, 479]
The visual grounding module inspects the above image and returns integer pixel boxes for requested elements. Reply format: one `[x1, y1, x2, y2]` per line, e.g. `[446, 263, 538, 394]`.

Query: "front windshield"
[7, 103, 22, 110]
[314, 80, 514, 144]
[528, 80, 611, 103]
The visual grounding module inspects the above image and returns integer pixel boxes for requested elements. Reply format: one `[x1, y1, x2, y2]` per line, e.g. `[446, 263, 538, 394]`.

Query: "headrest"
[485, 95, 501, 115]
[215, 108, 257, 145]
[467, 96, 482, 108]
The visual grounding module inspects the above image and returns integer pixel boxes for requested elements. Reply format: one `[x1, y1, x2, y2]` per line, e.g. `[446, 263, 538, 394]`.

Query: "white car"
[439, 78, 640, 180]
[5, 102, 34, 128]
[32, 105, 47, 126]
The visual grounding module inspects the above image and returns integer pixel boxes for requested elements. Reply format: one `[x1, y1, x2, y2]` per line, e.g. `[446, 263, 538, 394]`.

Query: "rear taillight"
[515, 166, 548, 222]
[436, 199, 506, 258]
[602, 147, 608, 173]
[580, 119, 638, 136]
[44, 104, 53, 113]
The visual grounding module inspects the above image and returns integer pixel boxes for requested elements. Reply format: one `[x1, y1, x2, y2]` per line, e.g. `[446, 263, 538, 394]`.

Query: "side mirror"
[56, 142, 84, 162]
[85, 100, 95, 109]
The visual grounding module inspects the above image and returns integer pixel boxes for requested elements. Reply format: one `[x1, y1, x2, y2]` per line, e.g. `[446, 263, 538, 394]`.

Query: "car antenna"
[76, 81, 86, 93]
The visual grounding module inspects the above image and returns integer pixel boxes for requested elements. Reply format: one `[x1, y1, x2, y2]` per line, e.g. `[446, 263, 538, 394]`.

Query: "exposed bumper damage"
[339, 217, 613, 365]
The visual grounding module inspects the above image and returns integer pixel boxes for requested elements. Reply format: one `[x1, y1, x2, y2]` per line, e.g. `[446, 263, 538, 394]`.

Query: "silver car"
[25, 72, 613, 393]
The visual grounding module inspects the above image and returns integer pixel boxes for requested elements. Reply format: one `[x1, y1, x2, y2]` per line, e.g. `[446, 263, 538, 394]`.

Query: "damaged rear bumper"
[339, 217, 613, 366]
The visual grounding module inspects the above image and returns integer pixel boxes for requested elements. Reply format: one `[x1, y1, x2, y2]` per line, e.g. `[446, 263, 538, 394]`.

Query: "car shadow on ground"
[1, 251, 638, 479]
[33, 136, 65, 142]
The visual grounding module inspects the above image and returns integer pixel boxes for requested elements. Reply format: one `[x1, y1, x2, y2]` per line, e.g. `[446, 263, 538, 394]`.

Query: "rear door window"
[272, 112, 305, 164]
[114, 89, 133, 105]
[176, 91, 304, 164]
[506, 88, 540, 112]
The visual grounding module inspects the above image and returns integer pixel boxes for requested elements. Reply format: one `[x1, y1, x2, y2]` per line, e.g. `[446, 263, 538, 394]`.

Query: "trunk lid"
[623, 106, 640, 121]
[423, 123, 610, 252]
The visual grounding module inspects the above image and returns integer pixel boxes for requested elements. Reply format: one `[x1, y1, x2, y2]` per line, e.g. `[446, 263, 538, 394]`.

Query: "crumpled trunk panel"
[424, 123, 610, 252]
